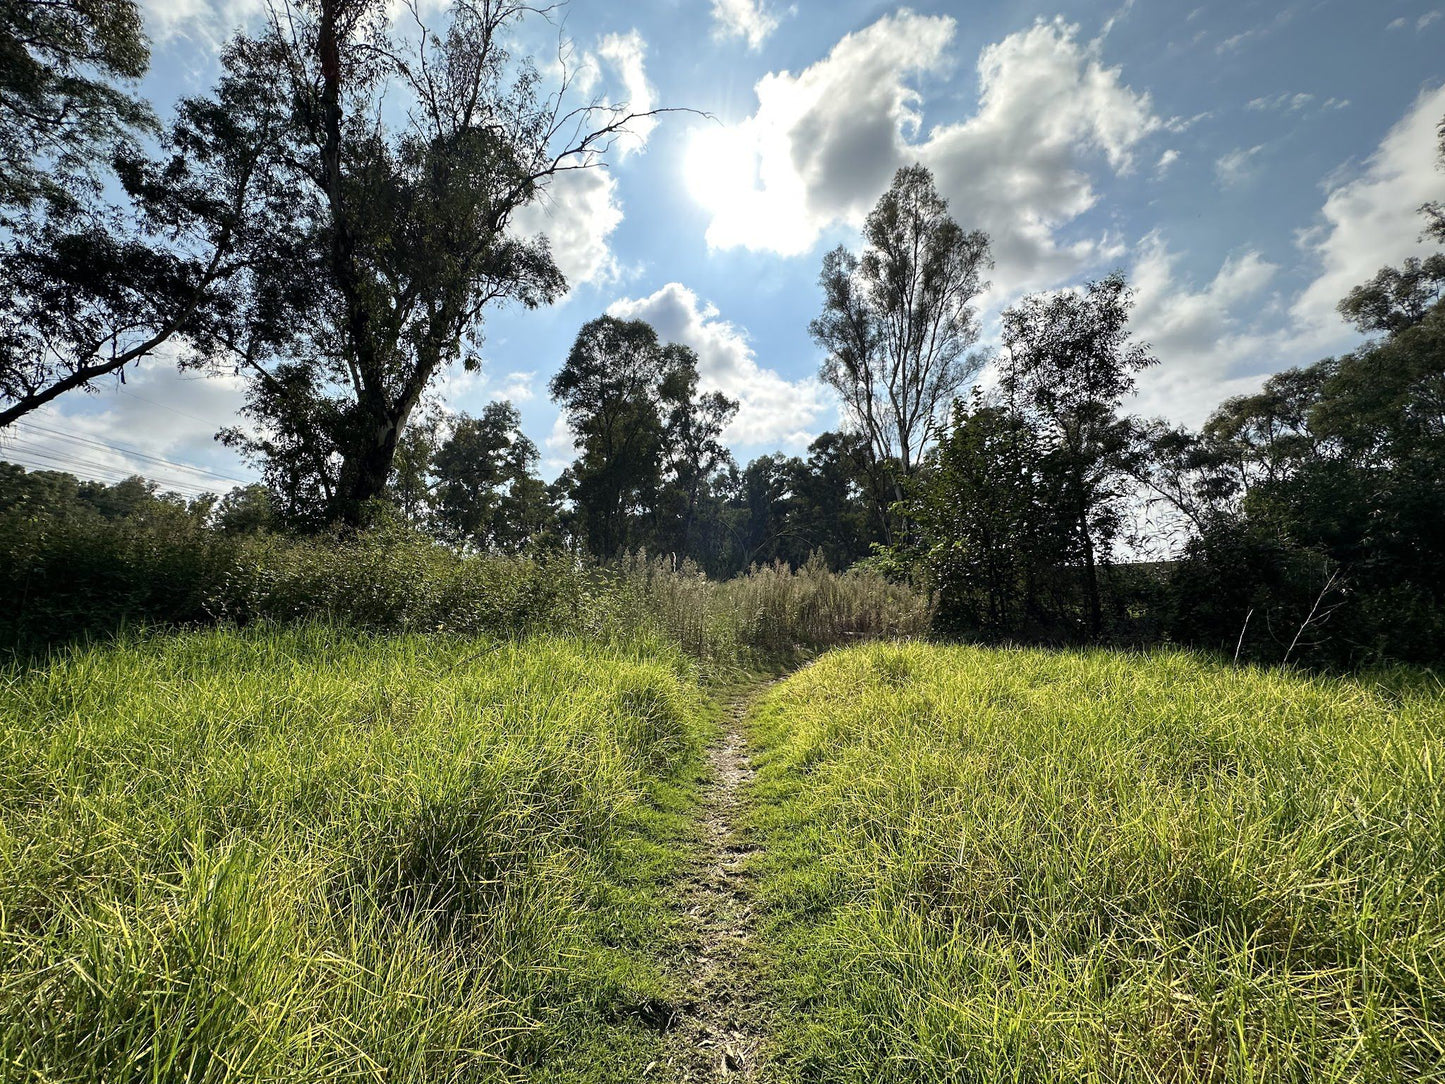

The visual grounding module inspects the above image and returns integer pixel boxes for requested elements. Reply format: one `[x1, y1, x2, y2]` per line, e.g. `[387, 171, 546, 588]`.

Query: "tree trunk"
[337, 415, 404, 524]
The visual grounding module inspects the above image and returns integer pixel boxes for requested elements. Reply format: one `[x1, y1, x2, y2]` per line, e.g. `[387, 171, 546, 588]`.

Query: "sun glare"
[684, 127, 755, 216]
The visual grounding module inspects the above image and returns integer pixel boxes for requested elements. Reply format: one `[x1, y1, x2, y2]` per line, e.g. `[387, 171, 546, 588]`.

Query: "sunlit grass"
[747, 643, 1445, 1083]
[0, 624, 710, 1081]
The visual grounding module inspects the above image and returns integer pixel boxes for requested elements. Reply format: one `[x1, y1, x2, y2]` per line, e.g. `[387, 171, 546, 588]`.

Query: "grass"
[745, 642, 1445, 1083]
[0, 624, 713, 1082]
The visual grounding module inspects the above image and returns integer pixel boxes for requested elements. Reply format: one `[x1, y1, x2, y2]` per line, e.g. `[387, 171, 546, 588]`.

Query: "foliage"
[551, 315, 736, 559]
[0, 0, 151, 218]
[0, 626, 709, 1080]
[0, 461, 929, 674]
[175, 0, 655, 523]
[811, 164, 991, 536]
[748, 642, 1445, 1083]
[910, 274, 1156, 643]
[1162, 300, 1445, 665]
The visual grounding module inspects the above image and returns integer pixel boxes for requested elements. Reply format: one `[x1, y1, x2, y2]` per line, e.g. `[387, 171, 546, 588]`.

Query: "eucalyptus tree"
[809, 164, 991, 537]
[0, 0, 269, 428]
[186, 0, 663, 524]
[550, 315, 736, 559]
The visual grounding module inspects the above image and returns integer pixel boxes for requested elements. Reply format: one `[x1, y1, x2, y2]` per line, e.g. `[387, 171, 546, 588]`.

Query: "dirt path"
[658, 682, 771, 1082]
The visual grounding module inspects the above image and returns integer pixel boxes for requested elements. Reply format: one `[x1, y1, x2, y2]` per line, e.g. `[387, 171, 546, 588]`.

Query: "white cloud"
[711, 0, 781, 50]
[1388, 17, 1408, 30]
[139, 0, 264, 43]
[1215, 144, 1265, 187]
[489, 371, 537, 404]
[1155, 148, 1180, 177]
[596, 30, 658, 158]
[513, 167, 624, 290]
[1247, 91, 1314, 112]
[606, 283, 827, 448]
[1, 360, 253, 495]
[1290, 83, 1445, 340]
[1420, 11, 1443, 31]
[511, 30, 658, 291]
[1129, 234, 1281, 427]
[688, 14, 1160, 297]
[544, 413, 579, 471]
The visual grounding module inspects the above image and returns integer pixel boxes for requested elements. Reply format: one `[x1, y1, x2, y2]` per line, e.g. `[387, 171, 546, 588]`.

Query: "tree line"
[3, 0, 1443, 666]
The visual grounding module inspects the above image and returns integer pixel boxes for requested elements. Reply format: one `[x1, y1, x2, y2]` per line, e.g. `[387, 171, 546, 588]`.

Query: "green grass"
[0, 625, 712, 1082]
[746, 643, 1445, 1083]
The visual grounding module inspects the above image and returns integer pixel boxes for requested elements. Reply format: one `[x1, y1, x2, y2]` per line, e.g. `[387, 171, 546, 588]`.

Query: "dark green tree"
[551, 315, 736, 559]
[432, 402, 550, 551]
[998, 273, 1156, 637]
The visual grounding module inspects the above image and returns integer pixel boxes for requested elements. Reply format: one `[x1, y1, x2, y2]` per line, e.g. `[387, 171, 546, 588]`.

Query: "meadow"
[746, 643, 1445, 1083]
[0, 626, 712, 1082]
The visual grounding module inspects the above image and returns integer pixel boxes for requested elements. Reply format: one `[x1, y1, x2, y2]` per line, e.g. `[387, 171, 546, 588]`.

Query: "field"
[746, 643, 1445, 1083]
[5, 628, 1445, 1082]
[0, 626, 711, 1082]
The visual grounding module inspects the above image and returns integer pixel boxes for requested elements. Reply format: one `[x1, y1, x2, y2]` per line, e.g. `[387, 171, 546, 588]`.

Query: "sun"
[683, 126, 756, 218]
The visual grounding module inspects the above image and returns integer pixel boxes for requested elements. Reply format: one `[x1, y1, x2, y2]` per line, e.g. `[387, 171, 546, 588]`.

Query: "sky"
[5, 0, 1445, 496]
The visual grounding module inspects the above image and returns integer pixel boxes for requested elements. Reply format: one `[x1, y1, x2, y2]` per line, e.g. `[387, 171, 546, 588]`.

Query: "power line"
[11, 420, 251, 487]
[0, 441, 222, 498]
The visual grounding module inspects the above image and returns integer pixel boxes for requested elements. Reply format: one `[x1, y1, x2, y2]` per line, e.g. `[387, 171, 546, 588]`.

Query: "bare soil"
[656, 684, 771, 1081]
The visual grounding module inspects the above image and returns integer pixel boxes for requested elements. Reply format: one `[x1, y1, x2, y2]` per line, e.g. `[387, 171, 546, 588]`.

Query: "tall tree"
[999, 273, 1156, 637]
[810, 164, 990, 537]
[0, 0, 272, 429]
[178, 0, 661, 524]
[550, 315, 736, 559]
[431, 401, 549, 551]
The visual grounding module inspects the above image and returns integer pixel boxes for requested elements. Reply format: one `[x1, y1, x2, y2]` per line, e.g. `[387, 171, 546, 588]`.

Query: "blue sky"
[7, 0, 1445, 495]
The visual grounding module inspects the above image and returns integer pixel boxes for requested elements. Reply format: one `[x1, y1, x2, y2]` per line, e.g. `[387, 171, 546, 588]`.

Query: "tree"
[0, 0, 274, 429]
[0, 0, 151, 219]
[1338, 255, 1445, 334]
[432, 401, 549, 551]
[550, 315, 736, 559]
[810, 164, 990, 537]
[178, 0, 663, 524]
[910, 393, 1062, 638]
[999, 273, 1156, 638]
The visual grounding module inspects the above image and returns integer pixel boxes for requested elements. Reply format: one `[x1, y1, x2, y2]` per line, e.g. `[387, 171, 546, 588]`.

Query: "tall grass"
[2, 520, 930, 674]
[610, 553, 931, 671]
[0, 625, 709, 1081]
[747, 643, 1445, 1083]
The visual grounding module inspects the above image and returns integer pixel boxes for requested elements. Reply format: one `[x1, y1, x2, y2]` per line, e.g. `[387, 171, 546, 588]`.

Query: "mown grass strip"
[0, 624, 711, 1082]
[746, 643, 1445, 1083]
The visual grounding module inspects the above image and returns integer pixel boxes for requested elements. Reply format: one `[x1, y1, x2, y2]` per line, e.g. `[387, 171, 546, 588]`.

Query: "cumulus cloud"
[711, 0, 781, 50]
[606, 283, 827, 448]
[1290, 83, 1445, 340]
[513, 167, 624, 290]
[1128, 234, 1281, 426]
[512, 30, 658, 291]
[687, 13, 1160, 295]
[489, 371, 537, 404]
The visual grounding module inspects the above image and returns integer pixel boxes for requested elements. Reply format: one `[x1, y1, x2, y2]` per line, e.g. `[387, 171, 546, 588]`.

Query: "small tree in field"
[810, 164, 990, 538]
